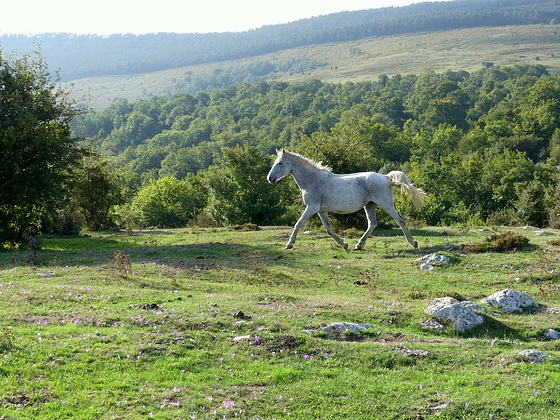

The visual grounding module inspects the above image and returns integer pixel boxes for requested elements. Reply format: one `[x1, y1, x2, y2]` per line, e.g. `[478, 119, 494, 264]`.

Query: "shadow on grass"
[463, 315, 530, 342]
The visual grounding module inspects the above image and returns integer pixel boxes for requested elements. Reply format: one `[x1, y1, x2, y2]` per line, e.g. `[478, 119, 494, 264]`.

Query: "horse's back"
[313, 171, 391, 213]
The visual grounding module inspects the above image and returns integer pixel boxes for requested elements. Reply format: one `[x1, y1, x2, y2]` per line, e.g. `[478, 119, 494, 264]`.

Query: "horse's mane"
[284, 150, 332, 172]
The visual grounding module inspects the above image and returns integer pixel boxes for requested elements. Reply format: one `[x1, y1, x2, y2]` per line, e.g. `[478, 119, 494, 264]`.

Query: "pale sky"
[1, 0, 438, 35]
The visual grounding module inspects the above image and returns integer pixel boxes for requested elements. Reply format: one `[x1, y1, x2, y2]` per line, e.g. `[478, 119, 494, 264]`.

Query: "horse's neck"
[289, 157, 324, 190]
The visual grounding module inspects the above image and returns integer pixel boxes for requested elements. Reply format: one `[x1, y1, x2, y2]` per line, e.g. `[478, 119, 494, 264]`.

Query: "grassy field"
[1, 225, 560, 419]
[67, 24, 560, 110]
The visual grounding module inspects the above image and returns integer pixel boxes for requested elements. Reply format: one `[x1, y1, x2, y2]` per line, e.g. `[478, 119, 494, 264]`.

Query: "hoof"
[285, 243, 293, 250]
[342, 243, 349, 252]
[412, 240, 418, 248]
[354, 243, 364, 251]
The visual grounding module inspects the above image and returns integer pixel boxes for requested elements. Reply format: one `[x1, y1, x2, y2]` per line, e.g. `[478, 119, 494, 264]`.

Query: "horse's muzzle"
[267, 175, 276, 184]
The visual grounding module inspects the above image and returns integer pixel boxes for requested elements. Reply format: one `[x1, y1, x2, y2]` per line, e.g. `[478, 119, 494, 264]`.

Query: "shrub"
[130, 175, 206, 228]
[464, 231, 530, 253]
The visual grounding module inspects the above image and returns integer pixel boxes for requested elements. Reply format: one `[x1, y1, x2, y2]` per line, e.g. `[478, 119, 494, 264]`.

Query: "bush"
[129, 175, 206, 228]
[464, 231, 530, 253]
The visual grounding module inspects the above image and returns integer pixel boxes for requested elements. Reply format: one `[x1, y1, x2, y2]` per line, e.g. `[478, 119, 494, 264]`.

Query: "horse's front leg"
[286, 206, 316, 249]
[318, 212, 348, 251]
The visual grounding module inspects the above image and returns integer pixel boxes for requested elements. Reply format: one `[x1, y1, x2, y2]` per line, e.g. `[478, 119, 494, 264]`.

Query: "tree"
[0, 51, 85, 247]
[74, 155, 125, 230]
[130, 175, 206, 228]
[204, 145, 295, 226]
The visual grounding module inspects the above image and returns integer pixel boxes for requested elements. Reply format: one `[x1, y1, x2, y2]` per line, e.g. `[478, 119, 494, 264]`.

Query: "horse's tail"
[385, 171, 427, 208]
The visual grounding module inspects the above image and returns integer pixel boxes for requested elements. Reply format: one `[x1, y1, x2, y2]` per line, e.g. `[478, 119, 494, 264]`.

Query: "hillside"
[68, 24, 560, 110]
[2, 0, 559, 82]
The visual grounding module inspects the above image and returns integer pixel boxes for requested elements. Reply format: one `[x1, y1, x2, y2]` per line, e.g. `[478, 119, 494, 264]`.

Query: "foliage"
[204, 145, 296, 226]
[128, 175, 207, 228]
[0, 327, 15, 353]
[73, 154, 126, 230]
[73, 63, 560, 229]
[0, 51, 85, 247]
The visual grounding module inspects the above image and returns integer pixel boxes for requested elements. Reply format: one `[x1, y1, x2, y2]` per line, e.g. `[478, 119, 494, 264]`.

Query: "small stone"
[393, 345, 430, 358]
[233, 310, 251, 319]
[233, 335, 251, 343]
[518, 349, 550, 363]
[535, 230, 551, 236]
[38, 271, 55, 277]
[420, 318, 446, 331]
[415, 253, 451, 264]
[306, 322, 373, 335]
[544, 329, 560, 340]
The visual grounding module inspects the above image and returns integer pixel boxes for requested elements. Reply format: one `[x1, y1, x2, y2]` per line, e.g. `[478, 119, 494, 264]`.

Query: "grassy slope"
[1, 225, 560, 418]
[67, 24, 560, 111]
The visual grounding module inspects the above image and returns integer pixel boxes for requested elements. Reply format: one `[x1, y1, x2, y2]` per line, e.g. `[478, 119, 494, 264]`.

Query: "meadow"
[1, 225, 560, 419]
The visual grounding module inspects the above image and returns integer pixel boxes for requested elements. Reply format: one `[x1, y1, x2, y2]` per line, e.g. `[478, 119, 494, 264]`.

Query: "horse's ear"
[276, 148, 284, 156]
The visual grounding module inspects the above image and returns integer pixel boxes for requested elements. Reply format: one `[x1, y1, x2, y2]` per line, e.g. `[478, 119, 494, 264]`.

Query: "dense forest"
[74, 64, 560, 231]
[2, 0, 559, 80]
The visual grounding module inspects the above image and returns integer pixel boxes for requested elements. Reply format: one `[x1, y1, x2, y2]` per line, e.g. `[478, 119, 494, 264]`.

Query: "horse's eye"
[278, 161, 283, 165]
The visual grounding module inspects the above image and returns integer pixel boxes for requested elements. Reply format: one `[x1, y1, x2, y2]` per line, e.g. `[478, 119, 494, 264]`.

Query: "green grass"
[68, 24, 560, 110]
[1, 225, 560, 418]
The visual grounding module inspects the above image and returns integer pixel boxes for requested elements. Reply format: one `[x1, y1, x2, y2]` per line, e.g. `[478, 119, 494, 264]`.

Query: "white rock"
[306, 322, 373, 334]
[518, 349, 550, 363]
[462, 301, 487, 313]
[544, 329, 560, 340]
[232, 335, 251, 342]
[420, 318, 447, 331]
[425, 297, 484, 332]
[415, 253, 451, 264]
[38, 271, 56, 277]
[420, 263, 435, 271]
[393, 345, 430, 358]
[481, 289, 537, 313]
[535, 230, 551, 236]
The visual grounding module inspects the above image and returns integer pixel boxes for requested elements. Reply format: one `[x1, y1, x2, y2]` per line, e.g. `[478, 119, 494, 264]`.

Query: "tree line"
[2, 50, 560, 253]
[2, 0, 559, 80]
[74, 63, 560, 232]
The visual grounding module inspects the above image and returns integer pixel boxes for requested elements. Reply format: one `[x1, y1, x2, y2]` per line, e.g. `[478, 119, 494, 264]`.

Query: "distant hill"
[1, 0, 559, 81]
[66, 24, 560, 110]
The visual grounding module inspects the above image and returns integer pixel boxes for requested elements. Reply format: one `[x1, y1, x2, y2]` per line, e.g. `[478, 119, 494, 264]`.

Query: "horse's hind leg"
[318, 212, 348, 251]
[355, 202, 378, 250]
[380, 204, 418, 248]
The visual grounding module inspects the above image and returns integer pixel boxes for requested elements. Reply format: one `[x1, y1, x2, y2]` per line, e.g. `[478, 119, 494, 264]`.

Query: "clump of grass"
[243, 250, 266, 274]
[547, 238, 560, 247]
[338, 227, 359, 239]
[230, 223, 260, 231]
[0, 327, 15, 352]
[463, 231, 529, 253]
[112, 250, 132, 275]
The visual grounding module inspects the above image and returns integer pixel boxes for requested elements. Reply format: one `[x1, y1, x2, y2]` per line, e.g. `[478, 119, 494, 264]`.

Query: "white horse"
[267, 149, 426, 251]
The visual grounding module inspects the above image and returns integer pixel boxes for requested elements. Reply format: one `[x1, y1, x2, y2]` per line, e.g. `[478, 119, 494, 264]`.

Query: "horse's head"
[267, 148, 291, 184]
